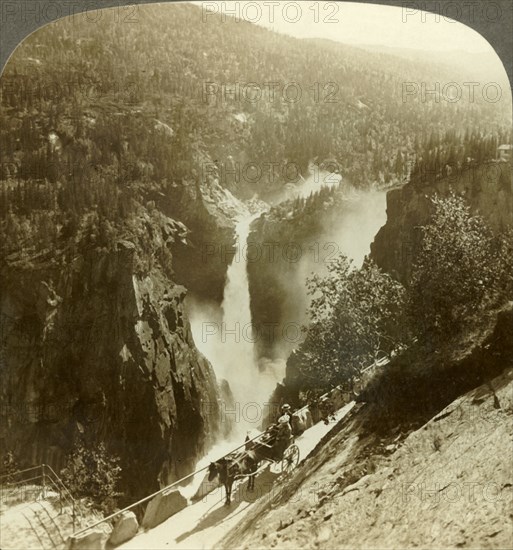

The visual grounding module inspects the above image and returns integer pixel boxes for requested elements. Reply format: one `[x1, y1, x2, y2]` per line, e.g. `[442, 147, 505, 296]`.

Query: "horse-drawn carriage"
[207, 360, 386, 506]
[208, 427, 300, 505]
[246, 429, 300, 476]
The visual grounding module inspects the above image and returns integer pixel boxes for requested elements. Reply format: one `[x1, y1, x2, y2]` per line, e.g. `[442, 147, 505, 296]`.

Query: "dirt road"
[120, 402, 355, 550]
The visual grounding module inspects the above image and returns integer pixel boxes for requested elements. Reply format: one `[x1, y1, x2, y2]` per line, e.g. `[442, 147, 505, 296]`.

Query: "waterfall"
[188, 209, 280, 436]
[182, 210, 280, 500]
[219, 214, 262, 409]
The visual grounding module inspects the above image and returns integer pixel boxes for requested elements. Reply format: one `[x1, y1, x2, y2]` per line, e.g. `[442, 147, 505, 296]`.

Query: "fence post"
[41, 464, 46, 499]
[59, 479, 63, 515]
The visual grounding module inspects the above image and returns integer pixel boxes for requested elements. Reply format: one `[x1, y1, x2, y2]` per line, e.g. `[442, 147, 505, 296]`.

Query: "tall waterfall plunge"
[188, 211, 283, 438]
[181, 211, 282, 499]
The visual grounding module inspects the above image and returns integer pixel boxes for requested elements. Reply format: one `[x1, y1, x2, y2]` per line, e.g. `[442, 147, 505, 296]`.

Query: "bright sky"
[193, 1, 493, 53]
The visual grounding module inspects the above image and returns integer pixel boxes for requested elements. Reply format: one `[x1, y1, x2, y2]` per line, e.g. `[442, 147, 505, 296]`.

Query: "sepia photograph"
[0, 1, 512, 548]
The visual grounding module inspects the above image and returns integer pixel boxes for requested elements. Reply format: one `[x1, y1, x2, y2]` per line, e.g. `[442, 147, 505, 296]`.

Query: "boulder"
[142, 489, 187, 529]
[66, 527, 109, 550]
[108, 511, 139, 546]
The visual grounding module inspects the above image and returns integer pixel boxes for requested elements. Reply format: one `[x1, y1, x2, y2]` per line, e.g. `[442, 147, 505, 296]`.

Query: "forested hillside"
[1, 2, 511, 261]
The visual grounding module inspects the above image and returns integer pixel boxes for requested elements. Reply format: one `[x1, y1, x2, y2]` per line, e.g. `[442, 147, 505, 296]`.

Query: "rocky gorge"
[371, 161, 513, 284]
[0, 199, 235, 503]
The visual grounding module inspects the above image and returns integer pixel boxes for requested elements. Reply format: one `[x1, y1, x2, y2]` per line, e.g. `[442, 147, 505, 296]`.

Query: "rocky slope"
[0, 211, 225, 502]
[149, 175, 240, 303]
[221, 306, 513, 549]
[371, 161, 513, 284]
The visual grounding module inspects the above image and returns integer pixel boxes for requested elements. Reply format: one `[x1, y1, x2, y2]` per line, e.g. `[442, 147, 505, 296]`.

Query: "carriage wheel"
[281, 445, 300, 475]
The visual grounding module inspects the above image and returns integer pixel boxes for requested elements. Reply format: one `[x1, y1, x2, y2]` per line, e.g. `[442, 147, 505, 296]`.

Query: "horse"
[208, 450, 259, 505]
[305, 388, 328, 424]
[307, 398, 322, 424]
[290, 408, 313, 436]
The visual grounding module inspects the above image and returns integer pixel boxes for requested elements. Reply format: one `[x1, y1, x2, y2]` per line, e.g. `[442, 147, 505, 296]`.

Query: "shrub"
[1, 451, 20, 482]
[60, 442, 122, 515]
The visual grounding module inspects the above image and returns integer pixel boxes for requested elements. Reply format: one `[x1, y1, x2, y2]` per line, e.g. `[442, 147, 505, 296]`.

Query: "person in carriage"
[279, 403, 293, 420]
[273, 414, 293, 459]
[256, 410, 293, 461]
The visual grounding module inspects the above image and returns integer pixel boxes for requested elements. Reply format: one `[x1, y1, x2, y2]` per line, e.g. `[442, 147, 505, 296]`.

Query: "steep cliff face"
[0, 213, 223, 501]
[154, 176, 238, 303]
[246, 212, 314, 361]
[371, 161, 513, 284]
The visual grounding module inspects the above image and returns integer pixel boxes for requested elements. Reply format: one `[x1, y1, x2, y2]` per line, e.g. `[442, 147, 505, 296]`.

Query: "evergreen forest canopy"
[0, 2, 511, 262]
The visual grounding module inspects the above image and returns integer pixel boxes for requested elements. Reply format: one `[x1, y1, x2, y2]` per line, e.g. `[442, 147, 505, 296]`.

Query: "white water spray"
[216, 215, 259, 403]
[181, 169, 385, 498]
[188, 209, 281, 434]
[220, 214, 283, 409]
[183, 210, 281, 499]
[297, 167, 342, 199]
